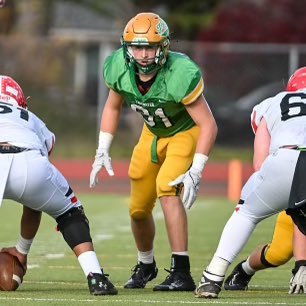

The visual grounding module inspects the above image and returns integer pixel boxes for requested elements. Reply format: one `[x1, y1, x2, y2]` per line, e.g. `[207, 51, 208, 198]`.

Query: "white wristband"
[16, 236, 33, 255]
[191, 153, 209, 172]
[98, 131, 114, 151]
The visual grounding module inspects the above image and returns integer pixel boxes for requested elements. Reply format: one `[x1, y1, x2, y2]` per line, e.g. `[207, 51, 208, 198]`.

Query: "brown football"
[0, 252, 25, 291]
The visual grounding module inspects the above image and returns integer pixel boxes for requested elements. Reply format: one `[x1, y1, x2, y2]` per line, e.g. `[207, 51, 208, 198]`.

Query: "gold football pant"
[263, 211, 293, 266]
[128, 124, 200, 220]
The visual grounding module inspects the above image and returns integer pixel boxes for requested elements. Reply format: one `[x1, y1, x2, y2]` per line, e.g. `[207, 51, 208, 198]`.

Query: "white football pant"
[1, 150, 80, 219]
[214, 148, 299, 263]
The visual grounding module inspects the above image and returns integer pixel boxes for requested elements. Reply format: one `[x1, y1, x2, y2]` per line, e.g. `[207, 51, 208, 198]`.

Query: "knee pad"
[56, 206, 92, 249]
[260, 245, 277, 267]
[261, 243, 291, 267]
[130, 208, 151, 221]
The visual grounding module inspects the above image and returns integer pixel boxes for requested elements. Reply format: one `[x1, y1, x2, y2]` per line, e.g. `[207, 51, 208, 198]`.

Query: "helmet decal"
[156, 19, 169, 38]
[132, 37, 149, 44]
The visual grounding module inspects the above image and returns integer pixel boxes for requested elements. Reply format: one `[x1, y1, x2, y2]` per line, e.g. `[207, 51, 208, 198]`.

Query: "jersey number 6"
[281, 92, 306, 121]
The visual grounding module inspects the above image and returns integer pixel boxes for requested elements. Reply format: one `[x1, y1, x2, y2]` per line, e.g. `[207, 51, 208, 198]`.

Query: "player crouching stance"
[0, 75, 117, 295]
[195, 67, 306, 298]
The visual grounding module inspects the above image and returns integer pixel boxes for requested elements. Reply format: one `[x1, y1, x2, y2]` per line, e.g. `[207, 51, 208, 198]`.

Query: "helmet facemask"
[121, 13, 170, 75]
[122, 40, 169, 75]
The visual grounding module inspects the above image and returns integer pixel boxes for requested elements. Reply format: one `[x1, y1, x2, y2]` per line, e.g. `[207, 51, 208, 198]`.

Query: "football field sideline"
[52, 159, 254, 197]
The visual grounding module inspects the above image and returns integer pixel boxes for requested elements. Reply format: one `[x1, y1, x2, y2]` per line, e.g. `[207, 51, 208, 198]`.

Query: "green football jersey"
[103, 48, 204, 137]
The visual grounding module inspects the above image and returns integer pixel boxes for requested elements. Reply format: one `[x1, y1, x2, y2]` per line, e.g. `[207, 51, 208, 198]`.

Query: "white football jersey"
[0, 102, 55, 156]
[251, 89, 306, 153]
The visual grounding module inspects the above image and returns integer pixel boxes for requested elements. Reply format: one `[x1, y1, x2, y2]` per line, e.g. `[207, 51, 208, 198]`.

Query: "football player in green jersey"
[90, 12, 218, 291]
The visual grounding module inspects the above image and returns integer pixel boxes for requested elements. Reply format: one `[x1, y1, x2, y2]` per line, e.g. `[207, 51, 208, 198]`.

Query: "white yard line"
[0, 297, 304, 305]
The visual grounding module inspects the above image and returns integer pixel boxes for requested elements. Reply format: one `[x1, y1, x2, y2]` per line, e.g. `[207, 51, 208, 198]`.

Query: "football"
[0, 252, 25, 291]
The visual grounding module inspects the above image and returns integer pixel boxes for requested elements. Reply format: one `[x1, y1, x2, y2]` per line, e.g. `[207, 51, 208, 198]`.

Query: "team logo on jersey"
[133, 100, 155, 107]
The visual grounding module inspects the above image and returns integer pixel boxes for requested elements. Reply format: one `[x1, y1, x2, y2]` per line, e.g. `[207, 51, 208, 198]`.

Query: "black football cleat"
[124, 261, 158, 289]
[153, 269, 196, 291]
[224, 261, 253, 290]
[87, 272, 118, 295]
[195, 273, 223, 298]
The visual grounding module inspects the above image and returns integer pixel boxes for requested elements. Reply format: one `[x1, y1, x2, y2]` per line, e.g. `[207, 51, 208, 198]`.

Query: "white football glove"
[289, 262, 306, 294]
[89, 132, 114, 188]
[90, 149, 114, 187]
[169, 167, 202, 209]
[168, 153, 208, 210]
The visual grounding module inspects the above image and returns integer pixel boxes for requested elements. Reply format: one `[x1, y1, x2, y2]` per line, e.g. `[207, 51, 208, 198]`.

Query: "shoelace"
[163, 268, 175, 280]
[130, 264, 140, 274]
[129, 264, 145, 280]
[102, 273, 110, 279]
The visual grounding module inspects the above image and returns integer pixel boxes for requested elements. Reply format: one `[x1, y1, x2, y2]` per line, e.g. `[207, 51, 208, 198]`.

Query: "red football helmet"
[0, 75, 27, 108]
[287, 67, 306, 92]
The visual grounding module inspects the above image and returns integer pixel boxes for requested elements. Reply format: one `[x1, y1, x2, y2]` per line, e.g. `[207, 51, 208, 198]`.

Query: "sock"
[171, 254, 190, 271]
[206, 256, 230, 277]
[172, 251, 188, 256]
[214, 212, 256, 263]
[138, 250, 154, 264]
[78, 251, 102, 276]
[242, 257, 256, 275]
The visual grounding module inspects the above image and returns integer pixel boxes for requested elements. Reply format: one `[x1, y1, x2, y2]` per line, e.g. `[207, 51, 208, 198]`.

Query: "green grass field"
[0, 194, 304, 305]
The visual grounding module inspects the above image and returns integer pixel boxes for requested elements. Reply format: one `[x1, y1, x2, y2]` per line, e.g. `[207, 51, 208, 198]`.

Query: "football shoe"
[87, 272, 118, 295]
[224, 261, 253, 290]
[194, 273, 223, 298]
[124, 261, 158, 289]
[153, 269, 196, 291]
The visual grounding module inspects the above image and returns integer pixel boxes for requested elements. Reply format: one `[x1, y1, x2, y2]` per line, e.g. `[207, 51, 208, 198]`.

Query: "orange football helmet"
[121, 12, 170, 74]
[287, 67, 306, 92]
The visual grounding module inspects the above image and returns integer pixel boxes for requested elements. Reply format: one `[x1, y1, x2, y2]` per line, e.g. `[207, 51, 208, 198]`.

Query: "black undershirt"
[136, 74, 157, 95]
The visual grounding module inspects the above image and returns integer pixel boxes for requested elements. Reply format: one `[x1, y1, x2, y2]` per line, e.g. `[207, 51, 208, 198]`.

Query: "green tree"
[2, 0, 219, 39]
[132, 0, 221, 39]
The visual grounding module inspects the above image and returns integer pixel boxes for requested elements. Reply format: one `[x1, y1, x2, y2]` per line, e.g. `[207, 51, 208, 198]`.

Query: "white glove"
[89, 132, 114, 188]
[169, 167, 202, 209]
[168, 153, 208, 209]
[289, 263, 306, 294]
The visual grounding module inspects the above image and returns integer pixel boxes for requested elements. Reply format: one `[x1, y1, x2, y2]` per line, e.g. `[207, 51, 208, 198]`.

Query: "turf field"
[0, 194, 304, 305]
